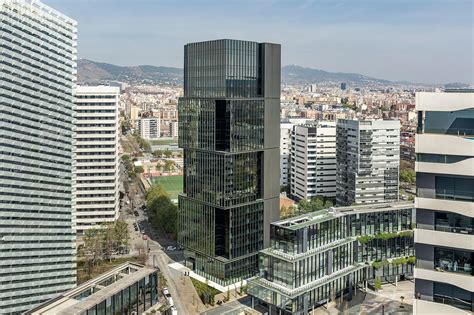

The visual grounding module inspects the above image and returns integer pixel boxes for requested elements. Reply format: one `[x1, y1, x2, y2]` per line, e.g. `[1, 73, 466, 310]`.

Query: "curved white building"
[414, 91, 474, 314]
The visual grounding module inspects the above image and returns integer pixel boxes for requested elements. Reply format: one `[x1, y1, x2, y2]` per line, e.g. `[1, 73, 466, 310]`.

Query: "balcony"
[417, 188, 474, 202]
[416, 134, 474, 157]
[416, 158, 474, 177]
[416, 197, 473, 218]
[415, 229, 474, 251]
[414, 268, 474, 292]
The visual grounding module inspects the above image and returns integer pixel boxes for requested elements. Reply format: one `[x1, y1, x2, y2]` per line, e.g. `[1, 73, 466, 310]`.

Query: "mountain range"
[77, 59, 182, 84]
[78, 59, 461, 87]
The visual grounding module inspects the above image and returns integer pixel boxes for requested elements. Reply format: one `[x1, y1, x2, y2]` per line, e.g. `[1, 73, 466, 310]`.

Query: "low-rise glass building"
[248, 202, 415, 314]
[26, 262, 159, 315]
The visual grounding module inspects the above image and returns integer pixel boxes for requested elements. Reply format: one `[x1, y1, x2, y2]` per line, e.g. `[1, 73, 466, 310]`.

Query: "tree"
[155, 163, 162, 172]
[136, 243, 149, 265]
[163, 160, 174, 172]
[297, 196, 334, 214]
[102, 223, 116, 262]
[400, 169, 415, 185]
[135, 165, 144, 174]
[153, 150, 163, 158]
[280, 205, 296, 219]
[163, 149, 172, 158]
[121, 120, 131, 134]
[114, 219, 130, 252]
[374, 277, 382, 290]
[121, 154, 133, 172]
[146, 184, 178, 238]
[83, 228, 103, 267]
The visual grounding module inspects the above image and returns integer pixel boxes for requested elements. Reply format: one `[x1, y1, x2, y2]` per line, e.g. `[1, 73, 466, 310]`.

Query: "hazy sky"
[45, 0, 473, 84]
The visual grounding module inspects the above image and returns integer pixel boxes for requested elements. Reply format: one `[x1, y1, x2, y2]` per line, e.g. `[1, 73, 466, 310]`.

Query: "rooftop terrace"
[273, 202, 414, 230]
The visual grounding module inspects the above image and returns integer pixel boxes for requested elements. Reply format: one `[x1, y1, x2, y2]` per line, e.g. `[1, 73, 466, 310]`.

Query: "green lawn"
[149, 139, 177, 146]
[151, 175, 183, 199]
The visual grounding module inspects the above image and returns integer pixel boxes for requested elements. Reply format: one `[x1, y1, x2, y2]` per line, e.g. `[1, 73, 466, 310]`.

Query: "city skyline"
[44, 0, 473, 84]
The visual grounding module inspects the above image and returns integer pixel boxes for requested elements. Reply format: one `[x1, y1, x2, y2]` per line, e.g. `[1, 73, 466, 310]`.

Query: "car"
[166, 246, 177, 251]
[141, 230, 146, 235]
[171, 306, 178, 315]
[162, 287, 174, 307]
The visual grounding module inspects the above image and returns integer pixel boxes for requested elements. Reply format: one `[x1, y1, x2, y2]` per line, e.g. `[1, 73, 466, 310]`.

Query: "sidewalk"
[169, 262, 247, 293]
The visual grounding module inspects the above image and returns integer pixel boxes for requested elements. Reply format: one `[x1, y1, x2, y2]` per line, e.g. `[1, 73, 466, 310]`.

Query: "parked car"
[166, 246, 177, 251]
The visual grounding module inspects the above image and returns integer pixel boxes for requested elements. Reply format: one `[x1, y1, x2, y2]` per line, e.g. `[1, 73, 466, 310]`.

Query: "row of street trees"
[122, 154, 144, 178]
[280, 196, 334, 219]
[146, 184, 178, 239]
[153, 149, 175, 158]
[155, 160, 176, 173]
[132, 131, 151, 151]
[80, 220, 130, 278]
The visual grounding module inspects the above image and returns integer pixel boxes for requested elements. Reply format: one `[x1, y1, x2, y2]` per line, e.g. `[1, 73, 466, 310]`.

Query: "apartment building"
[75, 86, 120, 234]
[290, 121, 337, 200]
[414, 91, 474, 313]
[137, 117, 160, 140]
[280, 122, 294, 187]
[0, 0, 77, 312]
[336, 119, 400, 206]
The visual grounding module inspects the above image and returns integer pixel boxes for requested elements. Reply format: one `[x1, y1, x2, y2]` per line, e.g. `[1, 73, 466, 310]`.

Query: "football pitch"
[151, 175, 183, 199]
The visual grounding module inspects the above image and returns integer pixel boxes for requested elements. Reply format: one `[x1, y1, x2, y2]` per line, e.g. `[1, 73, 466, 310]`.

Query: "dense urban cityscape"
[0, 0, 472, 315]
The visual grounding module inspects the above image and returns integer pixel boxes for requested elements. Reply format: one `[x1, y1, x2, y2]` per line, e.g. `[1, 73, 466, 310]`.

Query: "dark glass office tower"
[178, 39, 281, 285]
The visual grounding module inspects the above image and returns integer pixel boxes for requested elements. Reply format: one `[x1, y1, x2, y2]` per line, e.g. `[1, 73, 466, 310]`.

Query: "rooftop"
[273, 202, 414, 230]
[27, 262, 157, 315]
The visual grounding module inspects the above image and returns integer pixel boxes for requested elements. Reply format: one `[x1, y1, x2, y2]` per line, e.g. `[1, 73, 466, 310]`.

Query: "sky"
[45, 0, 473, 84]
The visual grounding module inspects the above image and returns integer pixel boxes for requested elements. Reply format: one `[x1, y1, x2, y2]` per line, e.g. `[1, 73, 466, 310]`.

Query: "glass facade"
[178, 39, 280, 285]
[433, 282, 473, 311]
[82, 271, 158, 315]
[423, 109, 474, 136]
[248, 203, 415, 314]
[434, 247, 473, 276]
[184, 40, 261, 98]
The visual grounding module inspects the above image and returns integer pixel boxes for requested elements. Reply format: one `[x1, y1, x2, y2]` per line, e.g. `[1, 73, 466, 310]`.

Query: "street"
[120, 160, 200, 314]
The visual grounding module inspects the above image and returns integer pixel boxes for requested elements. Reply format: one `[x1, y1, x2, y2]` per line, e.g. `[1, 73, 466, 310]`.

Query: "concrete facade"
[137, 118, 161, 140]
[290, 121, 337, 200]
[75, 86, 120, 234]
[336, 119, 400, 206]
[414, 91, 474, 313]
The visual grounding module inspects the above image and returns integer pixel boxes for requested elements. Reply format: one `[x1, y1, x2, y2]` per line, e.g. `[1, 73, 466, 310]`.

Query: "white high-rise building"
[290, 121, 337, 200]
[280, 122, 293, 187]
[280, 118, 312, 188]
[0, 0, 77, 312]
[336, 119, 400, 206]
[170, 121, 179, 138]
[75, 86, 120, 234]
[414, 91, 474, 314]
[137, 118, 160, 139]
